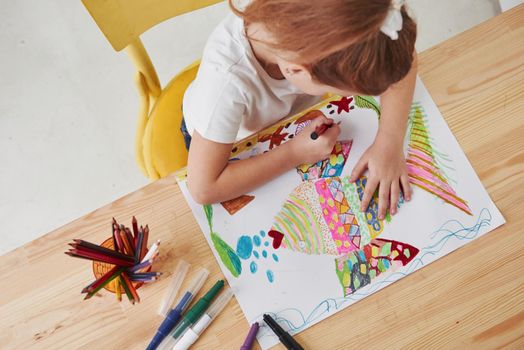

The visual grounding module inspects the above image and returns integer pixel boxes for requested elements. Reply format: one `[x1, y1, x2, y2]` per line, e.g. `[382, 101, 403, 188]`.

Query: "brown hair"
[229, 0, 417, 95]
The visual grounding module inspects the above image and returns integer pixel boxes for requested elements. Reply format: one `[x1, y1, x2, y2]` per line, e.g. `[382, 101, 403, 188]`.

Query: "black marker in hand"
[310, 121, 341, 140]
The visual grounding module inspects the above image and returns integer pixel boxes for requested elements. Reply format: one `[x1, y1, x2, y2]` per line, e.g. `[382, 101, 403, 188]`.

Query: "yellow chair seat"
[81, 0, 223, 181]
[138, 61, 200, 180]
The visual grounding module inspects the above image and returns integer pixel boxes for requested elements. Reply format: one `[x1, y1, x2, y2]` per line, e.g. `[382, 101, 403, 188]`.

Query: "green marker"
[156, 280, 224, 350]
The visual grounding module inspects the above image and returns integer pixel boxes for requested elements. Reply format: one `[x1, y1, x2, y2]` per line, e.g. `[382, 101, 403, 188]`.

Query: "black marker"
[263, 314, 305, 350]
[310, 121, 341, 140]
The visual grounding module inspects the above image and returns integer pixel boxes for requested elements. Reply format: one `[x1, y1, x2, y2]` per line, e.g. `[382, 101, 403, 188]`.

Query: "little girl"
[183, 0, 417, 220]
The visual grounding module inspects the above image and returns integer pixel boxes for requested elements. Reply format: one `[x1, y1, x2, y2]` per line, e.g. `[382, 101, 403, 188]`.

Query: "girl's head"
[230, 0, 417, 96]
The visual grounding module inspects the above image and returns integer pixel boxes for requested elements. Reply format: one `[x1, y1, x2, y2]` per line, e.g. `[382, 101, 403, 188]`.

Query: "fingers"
[360, 176, 379, 212]
[322, 123, 340, 139]
[378, 181, 390, 220]
[400, 174, 412, 201]
[350, 155, 368, 183]
[390, 180, 400, 215]
[310, 114, 334, 128]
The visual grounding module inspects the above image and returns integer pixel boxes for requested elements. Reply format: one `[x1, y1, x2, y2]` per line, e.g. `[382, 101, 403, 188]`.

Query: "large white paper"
[176, 78, 505, 349]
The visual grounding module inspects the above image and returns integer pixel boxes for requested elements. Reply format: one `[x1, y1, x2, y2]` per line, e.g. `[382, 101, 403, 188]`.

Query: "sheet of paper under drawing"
[176, 77, 505, 349]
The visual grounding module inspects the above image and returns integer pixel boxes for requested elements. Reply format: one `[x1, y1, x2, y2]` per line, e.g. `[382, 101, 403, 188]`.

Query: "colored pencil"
[112, 218, 121, 251]
[113, 224, 125, 253]
[68, 245, 133, 265]
[111, 220, 117, 249]
[130, 272, 162, 276]
[129, 274, 162, 281]
[141, 240, 160, 262]
[128, 259, 153, 273]
[119, 275, 134, 304]
[134, 232, 143, 263]
[128, 276, 158, 282]
[132, 216, 139, 240]
[119, 229, 135, 256]
[140, 226, 149, 261]
[124, 226, 135, 251]
[121, 272, 140, 303]
[115, 278, 122, 302]
[70, 240, 135, 262]
[68, 249, 135, 267]
[86, 265, 120, 294]
[84, 267, 125, 300]
[122, 226, 135, 253]
[65, 251, 92, 262]
[81, 279, 97, 294]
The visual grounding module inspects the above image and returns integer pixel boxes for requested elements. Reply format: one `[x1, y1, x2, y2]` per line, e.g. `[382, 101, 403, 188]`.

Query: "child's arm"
[187, 115, 340, 204]
[350, 52, 418, 218]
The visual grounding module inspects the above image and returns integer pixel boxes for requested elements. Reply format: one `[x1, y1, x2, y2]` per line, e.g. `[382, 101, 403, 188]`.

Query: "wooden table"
[1, 6, 523, 350]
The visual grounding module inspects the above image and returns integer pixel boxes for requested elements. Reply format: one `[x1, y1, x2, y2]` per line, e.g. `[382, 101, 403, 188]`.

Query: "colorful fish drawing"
[269, 140, 420, 297]
[202, 104, 471, 297]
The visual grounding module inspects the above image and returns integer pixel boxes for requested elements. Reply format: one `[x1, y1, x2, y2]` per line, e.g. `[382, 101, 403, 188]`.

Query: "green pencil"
[84, 267, 125, 300]
[119, 275, 135, 304]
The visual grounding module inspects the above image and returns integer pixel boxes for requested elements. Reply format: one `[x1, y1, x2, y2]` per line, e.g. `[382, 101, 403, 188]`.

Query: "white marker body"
[172, 314, 212, 350]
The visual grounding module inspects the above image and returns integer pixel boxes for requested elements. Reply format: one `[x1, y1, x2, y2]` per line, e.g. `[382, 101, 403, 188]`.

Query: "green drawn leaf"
[355, 95, 381, 119]
[203, 204, 213, 232]
[211, 232, 242, 277]
[203, 204, 242, 277]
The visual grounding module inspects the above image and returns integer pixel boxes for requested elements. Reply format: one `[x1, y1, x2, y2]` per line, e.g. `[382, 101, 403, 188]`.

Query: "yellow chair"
[81, 0, 224, 180]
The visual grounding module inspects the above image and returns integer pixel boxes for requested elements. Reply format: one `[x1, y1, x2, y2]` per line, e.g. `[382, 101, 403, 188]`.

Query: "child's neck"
[245, 23, 285, 80]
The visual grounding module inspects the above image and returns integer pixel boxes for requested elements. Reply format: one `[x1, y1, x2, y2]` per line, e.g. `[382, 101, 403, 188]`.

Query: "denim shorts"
[180, 117, 192, 151]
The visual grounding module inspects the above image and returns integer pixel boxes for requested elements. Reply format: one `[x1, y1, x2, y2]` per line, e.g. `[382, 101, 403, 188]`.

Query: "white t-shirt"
[182, 14, 321, 144]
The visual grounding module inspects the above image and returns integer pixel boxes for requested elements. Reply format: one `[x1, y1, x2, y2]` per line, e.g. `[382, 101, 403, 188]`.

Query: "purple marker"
[240, 322, 259, 350]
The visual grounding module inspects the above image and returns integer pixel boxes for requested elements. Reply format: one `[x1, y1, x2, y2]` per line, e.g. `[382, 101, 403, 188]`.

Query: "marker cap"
[201, 287, 234, 324]
[173, 288, 234, 350]
[181, 268, 210, 302]
[158, 260, 190, 316]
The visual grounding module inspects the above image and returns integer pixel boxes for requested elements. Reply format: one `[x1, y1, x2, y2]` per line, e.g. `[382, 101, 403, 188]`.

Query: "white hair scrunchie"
[380, 0, 405, 40]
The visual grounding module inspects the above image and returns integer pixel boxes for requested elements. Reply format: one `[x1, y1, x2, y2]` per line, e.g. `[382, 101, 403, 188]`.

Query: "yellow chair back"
[82, 0, 223, 51]
[81, 0, 224, 179]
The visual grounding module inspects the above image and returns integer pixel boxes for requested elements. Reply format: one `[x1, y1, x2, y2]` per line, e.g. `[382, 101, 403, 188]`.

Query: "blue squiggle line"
[257, 208, 493, 340]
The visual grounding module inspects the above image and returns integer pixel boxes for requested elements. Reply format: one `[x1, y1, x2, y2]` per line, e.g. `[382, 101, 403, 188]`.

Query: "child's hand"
[289, 115, 341, 165]
[349, 138, 412, 218]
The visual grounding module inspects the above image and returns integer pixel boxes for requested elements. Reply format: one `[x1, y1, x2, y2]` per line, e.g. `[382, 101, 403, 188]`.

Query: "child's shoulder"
[199, 14, 253, 78]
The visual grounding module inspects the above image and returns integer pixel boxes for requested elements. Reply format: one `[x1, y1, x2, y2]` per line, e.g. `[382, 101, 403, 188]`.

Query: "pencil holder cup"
[92, 237, 150, 293]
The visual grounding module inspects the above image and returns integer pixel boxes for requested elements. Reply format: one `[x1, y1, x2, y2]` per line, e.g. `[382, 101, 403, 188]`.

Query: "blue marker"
[146, 267, 209, 350]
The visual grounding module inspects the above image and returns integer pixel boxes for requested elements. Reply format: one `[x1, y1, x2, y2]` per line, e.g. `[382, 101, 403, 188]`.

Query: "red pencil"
[113, 224, 125, 253]
[68, 248, 135, 267]
[132, 216, 139, 240]
[70, 241, 135, 262]
[81, 279, 96, 294]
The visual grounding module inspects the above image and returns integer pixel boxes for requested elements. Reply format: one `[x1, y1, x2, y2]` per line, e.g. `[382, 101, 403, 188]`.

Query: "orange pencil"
[124, 226, 135, 251]
[119, 229, 135, 256]
[132, 216, 139, 239]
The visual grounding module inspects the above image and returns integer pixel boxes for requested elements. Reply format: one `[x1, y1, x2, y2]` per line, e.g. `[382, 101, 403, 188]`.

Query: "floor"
[0, 0, 507, 255]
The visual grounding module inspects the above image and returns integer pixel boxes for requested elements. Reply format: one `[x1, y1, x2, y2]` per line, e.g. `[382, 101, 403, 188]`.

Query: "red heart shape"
[268, 230, 284, 249]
